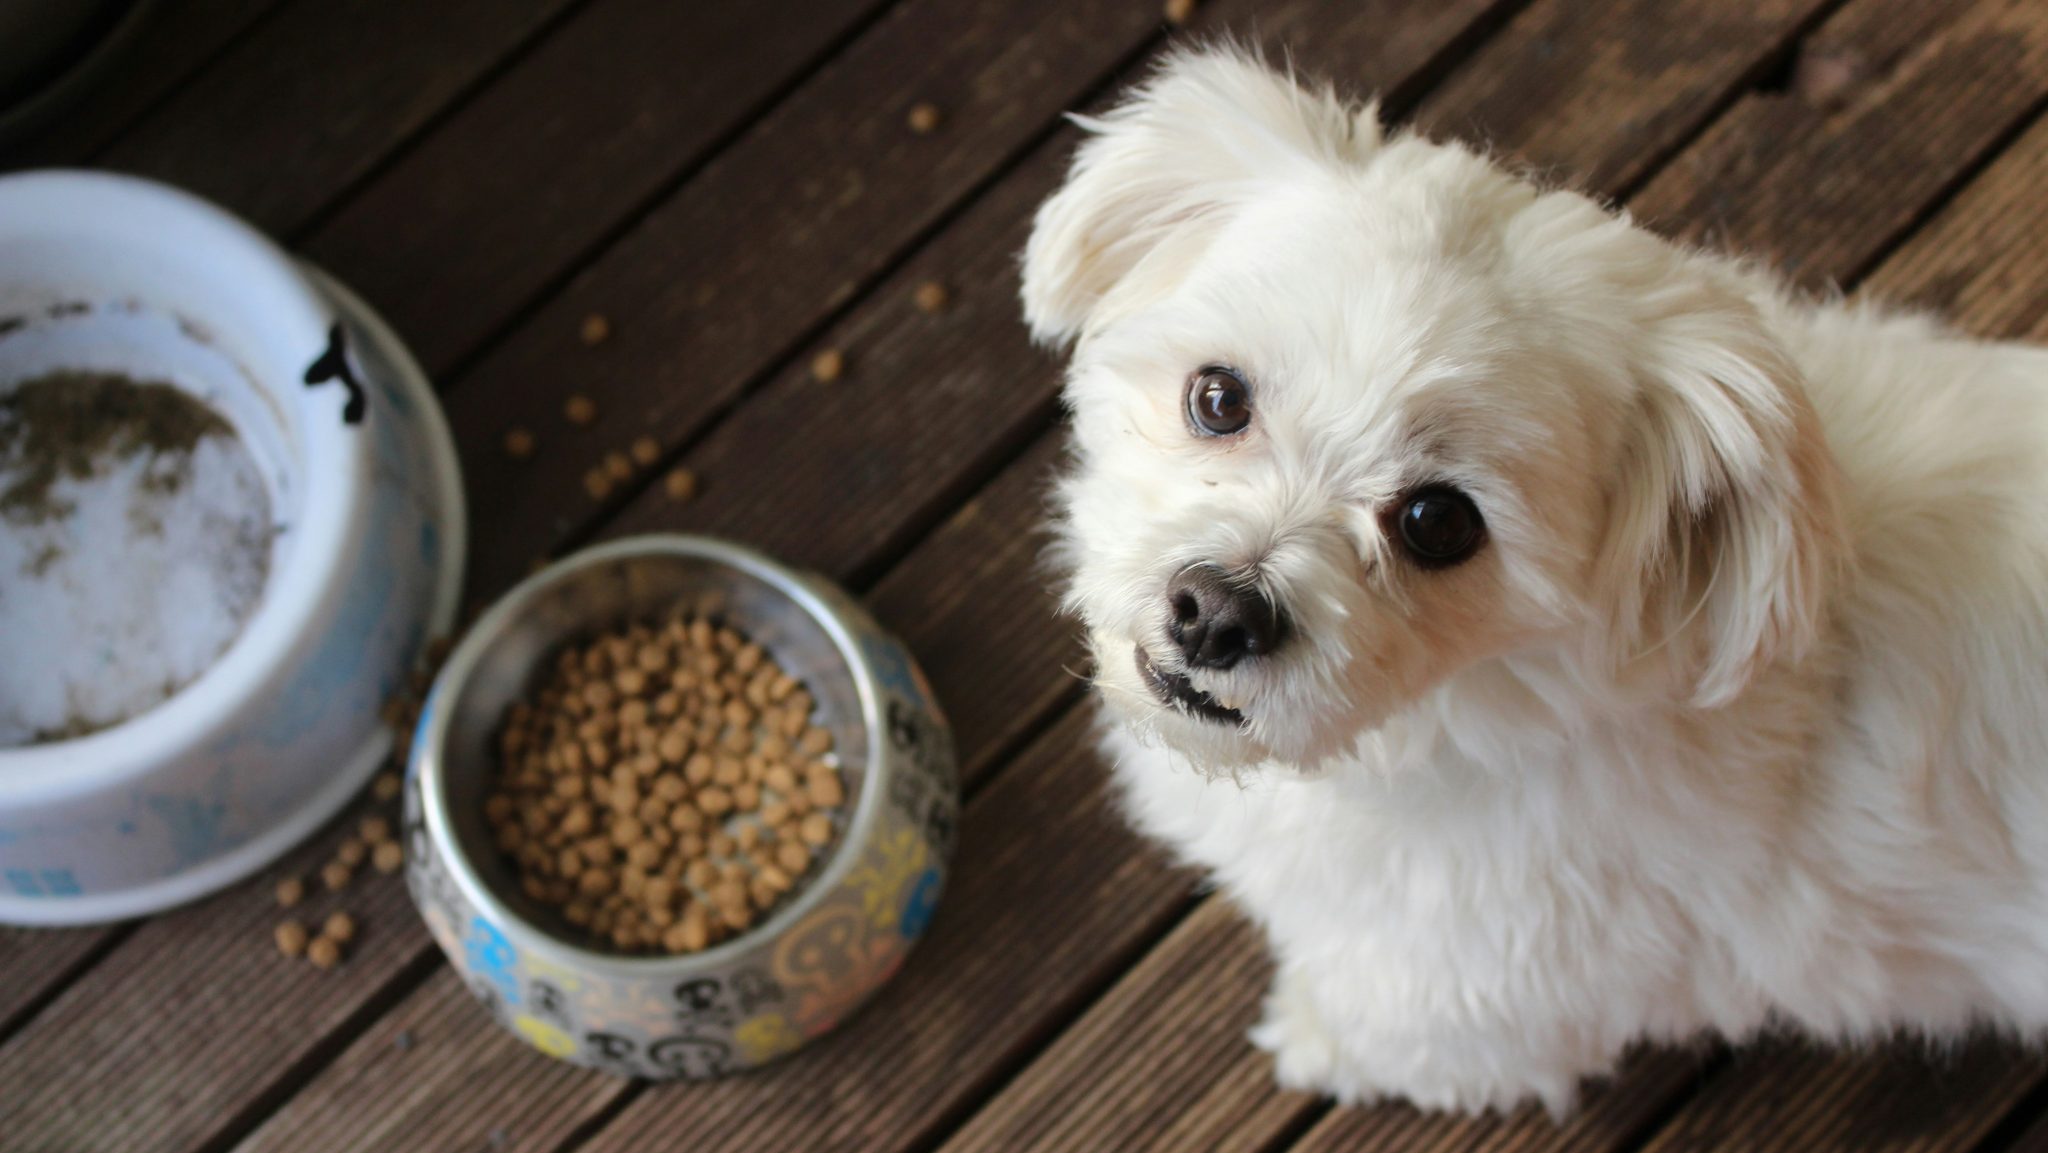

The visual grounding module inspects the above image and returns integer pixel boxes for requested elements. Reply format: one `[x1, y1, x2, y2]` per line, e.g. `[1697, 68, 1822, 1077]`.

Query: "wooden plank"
[1413, 0, 1834, 195]
[539, 127, 1074, 595]
[1861, 110, 2048, 340]
[94, 0, 575, 235]
[298, 0, 887, 376]
[1631, 0, 2048, 289]
[0, 803, 431, 1153]
[228, 965, 621, 1153]
[1288, 1051, 1710, 1153]
[245, 706, 1194, 1153]
[2003, 1105, 2048, 1153]
[868, 435, 1079, 791]
[0, 0, 286, 166]
[438, 0, 1514, 603]
[0, 926, 119, 1038]
[936, 900, 1310, 1153]
[1633, 1041, 2042, 1153]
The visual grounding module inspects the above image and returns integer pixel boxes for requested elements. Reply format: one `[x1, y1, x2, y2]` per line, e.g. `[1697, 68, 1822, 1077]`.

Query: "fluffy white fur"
[1023, 46, 2048, 1115]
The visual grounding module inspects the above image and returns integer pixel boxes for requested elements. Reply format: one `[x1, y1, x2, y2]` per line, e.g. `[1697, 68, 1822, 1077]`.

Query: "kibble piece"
[777, 840, 811, 875]
[810, 348, 845, 383]
[504, 427, 537, 459]
[565, 394, 598, 425]
[324, 911, 357, 944]
[806, 770, 845, 809]
[307, 936, 343, 970]
[374, 772, 403, 802]
[337, 837, 368, 868]
[907, 102, 942, 134]
[360, 815, 392, 844]
[698, 786, 734, 816]
[275, 877, 305, 909]
[630, 436, 661, 468]
[373, 841, 405, 874]
[322, 861, 353, 891]
[604, 450, 634, 481]
[275, 920, 309, 958]
[583, 467, 612, 501]
[913, 280, 949, 314]
[580, 313, 612, 346]
[1163, 0, 1196, 23]
[800, 812, 834, 846]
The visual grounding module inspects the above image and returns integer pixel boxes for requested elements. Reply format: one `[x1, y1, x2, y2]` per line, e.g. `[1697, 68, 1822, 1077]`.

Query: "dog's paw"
[1250, 973, 1346, 1096]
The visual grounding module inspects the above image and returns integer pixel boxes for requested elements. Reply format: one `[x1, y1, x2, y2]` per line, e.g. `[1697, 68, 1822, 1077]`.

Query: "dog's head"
[1027, 48, 1843, 772]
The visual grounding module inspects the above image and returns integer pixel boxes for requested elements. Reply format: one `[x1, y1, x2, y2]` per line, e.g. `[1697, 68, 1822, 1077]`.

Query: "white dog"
[1024, 46, 2048, 1115]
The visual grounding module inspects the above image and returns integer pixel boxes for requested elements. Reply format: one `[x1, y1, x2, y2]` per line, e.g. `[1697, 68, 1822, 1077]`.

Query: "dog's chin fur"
[1025, 45, 2048, 1115]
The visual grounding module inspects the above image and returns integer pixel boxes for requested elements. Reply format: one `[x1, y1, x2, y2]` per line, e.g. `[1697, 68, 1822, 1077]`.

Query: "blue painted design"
[900, 867, 943, 940]
[143, 793, 231, 870]
[41, 869, 80, 896]
[862, 635, 924, 706]
[6, 869, 39, 896]
[465, 915, 523, 1009]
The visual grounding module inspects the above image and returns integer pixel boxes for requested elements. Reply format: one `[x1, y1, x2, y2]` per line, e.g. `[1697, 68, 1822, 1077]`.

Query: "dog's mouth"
[1135, 646, 1243, 725]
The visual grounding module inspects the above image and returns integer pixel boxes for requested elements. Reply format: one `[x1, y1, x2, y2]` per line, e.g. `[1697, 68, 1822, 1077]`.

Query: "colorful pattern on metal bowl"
[405, 538, 957, 1079]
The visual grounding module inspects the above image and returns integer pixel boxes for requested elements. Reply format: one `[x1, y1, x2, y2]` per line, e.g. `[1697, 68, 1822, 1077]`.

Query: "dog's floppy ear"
[1597, 276, 1846, 707]
[1021, 45, 1381, 346]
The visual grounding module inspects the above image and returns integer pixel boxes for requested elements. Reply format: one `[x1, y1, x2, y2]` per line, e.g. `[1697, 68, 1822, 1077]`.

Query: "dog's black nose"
[1166, 565, 1282, 671]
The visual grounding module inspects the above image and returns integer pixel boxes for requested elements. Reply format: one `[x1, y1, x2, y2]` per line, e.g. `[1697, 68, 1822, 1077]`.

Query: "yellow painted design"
[513, 1014, 577, 1058]
[734, 1013, 805, 1063]
[848, 829, 927, 930]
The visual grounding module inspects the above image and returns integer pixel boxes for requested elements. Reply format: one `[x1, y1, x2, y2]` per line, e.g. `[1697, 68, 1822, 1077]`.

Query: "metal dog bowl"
[404, 535, 958, 1078]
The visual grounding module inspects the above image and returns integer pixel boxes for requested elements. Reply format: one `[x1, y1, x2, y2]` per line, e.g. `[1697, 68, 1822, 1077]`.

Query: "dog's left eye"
[1187, 367, 1251, 437]
[1394, 485, 1486, 568]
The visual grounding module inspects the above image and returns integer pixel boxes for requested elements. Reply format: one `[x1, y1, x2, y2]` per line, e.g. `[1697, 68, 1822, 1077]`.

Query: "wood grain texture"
[442, 0, 1514, 603]
[937, 899, 1312, 1153]
[0, 0, 286, 166]
[1633, 1040, 2043, 1153]
[300, 0, 887, 375]
[229, 964, 623, 1153]
[1292, 1050, 1711, 1153]
[0, 926, 120, 1039]
[867, 434, 1078, 792]
[1413, 0, 1834, 194]
[437, 0, 1167, 602]
[1632, 0, 2048, 289]
[0, 805, 429, 1153]
[94, 0, 575, 234]
[1862, 109, 2048, 339]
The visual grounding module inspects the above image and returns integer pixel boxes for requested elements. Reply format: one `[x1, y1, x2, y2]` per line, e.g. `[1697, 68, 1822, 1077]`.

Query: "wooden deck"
[5, 0, 2048, 1148]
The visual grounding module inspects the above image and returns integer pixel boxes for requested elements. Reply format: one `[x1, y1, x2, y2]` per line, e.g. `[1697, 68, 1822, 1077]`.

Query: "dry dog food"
[913, 281, 950, 314]
[907, 102, 942, 135]
[810, 348, 845, 383]
[485, 613, 847, 954]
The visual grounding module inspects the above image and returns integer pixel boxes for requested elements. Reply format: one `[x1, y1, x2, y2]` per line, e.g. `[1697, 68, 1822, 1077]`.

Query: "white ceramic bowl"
[0, 171, 466, 924]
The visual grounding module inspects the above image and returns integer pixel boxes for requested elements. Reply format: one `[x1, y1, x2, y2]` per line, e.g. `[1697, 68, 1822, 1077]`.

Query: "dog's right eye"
[1188, 367, 1251, 437]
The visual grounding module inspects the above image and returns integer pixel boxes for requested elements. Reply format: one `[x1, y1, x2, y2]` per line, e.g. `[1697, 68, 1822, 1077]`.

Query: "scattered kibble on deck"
[630, 436, 660, 466]
[664, 467, 699, 502]
[564, 394, 597, 425]
[907, 102, 942, 134]
[811, 348, 845, 383]
[504, 427, 536, 459]
[914, 281, 950, 313]
[1164, 0, 1196, 25]
[579, 313, 611, 346]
